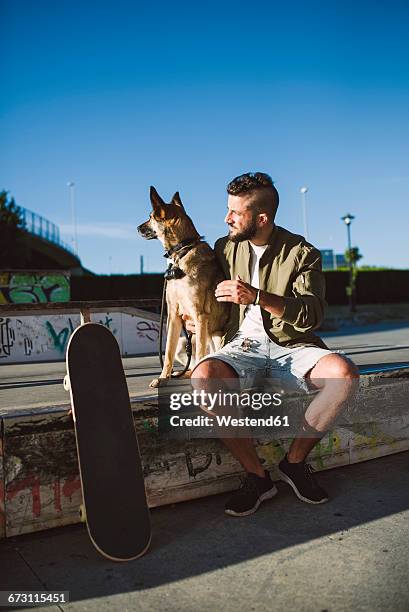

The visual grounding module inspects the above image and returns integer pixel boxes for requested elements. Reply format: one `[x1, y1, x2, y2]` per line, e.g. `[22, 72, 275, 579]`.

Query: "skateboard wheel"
[79, 504, 87, 523]
[63, 375, 70, 391]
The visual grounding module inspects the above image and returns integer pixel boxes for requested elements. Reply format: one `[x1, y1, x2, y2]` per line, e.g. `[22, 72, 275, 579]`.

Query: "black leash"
[158, 263, 193, 377]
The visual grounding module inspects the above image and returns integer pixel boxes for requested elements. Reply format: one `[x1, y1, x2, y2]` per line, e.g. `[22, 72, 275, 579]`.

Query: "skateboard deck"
[65, 322, 151, 561]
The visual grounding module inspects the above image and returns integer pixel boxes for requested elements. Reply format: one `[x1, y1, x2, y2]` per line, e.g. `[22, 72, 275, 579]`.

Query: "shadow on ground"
[1, 452, 409, 608]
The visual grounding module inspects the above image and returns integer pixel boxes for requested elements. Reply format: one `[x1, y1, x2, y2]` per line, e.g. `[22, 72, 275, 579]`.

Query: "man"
[188, 172, 359, 517]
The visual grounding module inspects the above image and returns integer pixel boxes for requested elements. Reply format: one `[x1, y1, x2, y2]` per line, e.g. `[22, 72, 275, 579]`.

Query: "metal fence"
[20, 207, 76, 256]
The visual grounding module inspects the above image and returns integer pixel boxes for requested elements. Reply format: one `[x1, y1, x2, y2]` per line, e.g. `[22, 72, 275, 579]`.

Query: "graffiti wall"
[0, 309, 161, 363]
[0, 271, 70, 304]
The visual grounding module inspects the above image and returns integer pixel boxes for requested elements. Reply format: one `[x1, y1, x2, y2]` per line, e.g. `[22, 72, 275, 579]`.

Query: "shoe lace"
[237, 474, 259, 497]
[304, 463, 320, 490]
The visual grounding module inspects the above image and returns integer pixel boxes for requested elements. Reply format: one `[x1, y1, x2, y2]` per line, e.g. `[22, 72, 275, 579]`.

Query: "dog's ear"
[150, 186, 166, 214]
[171, 191, 185, 210]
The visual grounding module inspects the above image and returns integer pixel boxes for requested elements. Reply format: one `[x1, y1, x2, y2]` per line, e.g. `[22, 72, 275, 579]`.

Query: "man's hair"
[227, 172, 279, 220]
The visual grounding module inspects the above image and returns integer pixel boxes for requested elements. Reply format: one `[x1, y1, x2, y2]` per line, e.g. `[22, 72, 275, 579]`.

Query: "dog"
[138, 186, 229, 388]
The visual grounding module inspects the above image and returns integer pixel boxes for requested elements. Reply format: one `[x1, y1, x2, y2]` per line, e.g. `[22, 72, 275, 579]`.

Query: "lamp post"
[67, 181, 78, 254]
[341, 213, 356, 312]
[300, 186, 309, 241]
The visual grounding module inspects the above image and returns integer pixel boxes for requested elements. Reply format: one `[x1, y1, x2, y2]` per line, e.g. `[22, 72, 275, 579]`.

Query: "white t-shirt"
[238, 242, 268, 338]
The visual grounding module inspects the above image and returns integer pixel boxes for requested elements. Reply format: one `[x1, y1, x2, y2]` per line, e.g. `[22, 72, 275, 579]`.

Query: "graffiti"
[142, 419, 156, 433]
[312, 431, 341, 469]
[47, 315, 118, 353]
[0, 311, 160, 363]
[98, 314, 117, 335]
[53, 479, 62, 512]
[45, 318, 75, 354]
[99, 314, 112, 328]
[61, 476, 81, 501]
[7, 474, 42, 518]
[136, 320, 160, 342]
[257, 440, 286, 465]
[185, 452, 213, 478]
[352, 423, 397, 449]
[0, 271, 70, 304]
[5, 475, 82, 527]
[0, 317, 15, 358]
[24, 337, 33, 356]
[143, 459, 170, 478]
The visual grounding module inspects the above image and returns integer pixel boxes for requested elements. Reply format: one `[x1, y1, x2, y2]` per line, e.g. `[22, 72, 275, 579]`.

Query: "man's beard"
[228, 216, 258, 243]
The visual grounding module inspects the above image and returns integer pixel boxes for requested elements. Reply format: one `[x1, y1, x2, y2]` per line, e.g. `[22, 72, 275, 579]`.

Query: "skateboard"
[64, 322, 151, 561]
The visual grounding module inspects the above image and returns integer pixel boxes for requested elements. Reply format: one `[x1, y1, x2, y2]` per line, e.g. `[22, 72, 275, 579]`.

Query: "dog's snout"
[138, 220, 157, 240]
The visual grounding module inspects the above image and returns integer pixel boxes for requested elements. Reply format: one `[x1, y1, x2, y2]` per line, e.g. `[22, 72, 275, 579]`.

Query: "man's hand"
[215, 275, 257, 305]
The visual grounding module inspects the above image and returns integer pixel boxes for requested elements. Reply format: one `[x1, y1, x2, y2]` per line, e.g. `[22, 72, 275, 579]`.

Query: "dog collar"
[163, 236, 204, 259]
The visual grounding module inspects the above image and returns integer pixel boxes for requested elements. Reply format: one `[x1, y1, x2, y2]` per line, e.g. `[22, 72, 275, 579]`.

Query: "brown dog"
[138, 187, 229, 387]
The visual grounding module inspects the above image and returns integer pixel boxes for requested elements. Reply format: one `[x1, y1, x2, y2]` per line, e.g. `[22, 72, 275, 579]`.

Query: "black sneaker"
[277, 455, 328, 504]
[225, 471, 278, 517]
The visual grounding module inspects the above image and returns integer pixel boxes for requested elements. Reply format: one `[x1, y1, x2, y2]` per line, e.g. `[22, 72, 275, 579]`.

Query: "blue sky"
[1, 0, 408, 273]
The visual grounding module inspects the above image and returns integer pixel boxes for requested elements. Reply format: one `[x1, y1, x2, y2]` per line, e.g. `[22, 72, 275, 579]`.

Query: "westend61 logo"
[169, 389, 283, 411]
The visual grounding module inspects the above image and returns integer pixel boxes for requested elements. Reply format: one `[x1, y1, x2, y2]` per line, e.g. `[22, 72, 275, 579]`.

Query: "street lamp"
[300, 186, 309, 241]
[341, 213, 356, 313]
[67, 181, 78, 255]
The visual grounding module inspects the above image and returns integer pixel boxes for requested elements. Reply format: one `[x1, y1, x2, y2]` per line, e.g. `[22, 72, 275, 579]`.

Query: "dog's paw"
[149, 376, 171, 388]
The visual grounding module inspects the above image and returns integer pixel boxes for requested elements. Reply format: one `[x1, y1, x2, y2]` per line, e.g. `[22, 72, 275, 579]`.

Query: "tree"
[344, 246, 363, 312]
[344, 246, 363, 266]
[0, 190, 30, 267]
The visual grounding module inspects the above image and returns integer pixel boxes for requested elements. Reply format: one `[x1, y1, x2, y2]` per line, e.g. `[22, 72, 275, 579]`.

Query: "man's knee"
[315, 353, 359, 380]
[193, 358, 237, 380]
[309, 354, 360, 398]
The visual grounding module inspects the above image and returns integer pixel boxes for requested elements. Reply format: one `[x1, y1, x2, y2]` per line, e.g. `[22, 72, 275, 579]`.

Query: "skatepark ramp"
[0, 300, 162, 363]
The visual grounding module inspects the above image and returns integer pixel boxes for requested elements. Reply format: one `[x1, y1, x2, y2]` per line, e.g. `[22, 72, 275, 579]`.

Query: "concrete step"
[1, 365, 408, 539]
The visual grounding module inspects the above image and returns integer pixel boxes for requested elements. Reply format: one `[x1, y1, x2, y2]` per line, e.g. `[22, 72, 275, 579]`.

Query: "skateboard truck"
[80, 307, 91, 325]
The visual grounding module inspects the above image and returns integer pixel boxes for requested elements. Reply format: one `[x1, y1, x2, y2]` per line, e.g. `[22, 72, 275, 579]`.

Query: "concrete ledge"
[1, 367, 408, 539]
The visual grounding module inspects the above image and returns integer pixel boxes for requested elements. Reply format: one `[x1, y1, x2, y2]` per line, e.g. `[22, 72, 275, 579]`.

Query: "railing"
[19, 207, 77, 257]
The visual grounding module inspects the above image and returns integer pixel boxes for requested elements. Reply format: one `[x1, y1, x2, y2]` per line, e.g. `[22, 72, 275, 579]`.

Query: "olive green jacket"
[214, 224, 328, 349]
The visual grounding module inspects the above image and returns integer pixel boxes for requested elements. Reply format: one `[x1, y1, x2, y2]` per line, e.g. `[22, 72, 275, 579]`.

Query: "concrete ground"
[1, 452, 409, 611]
